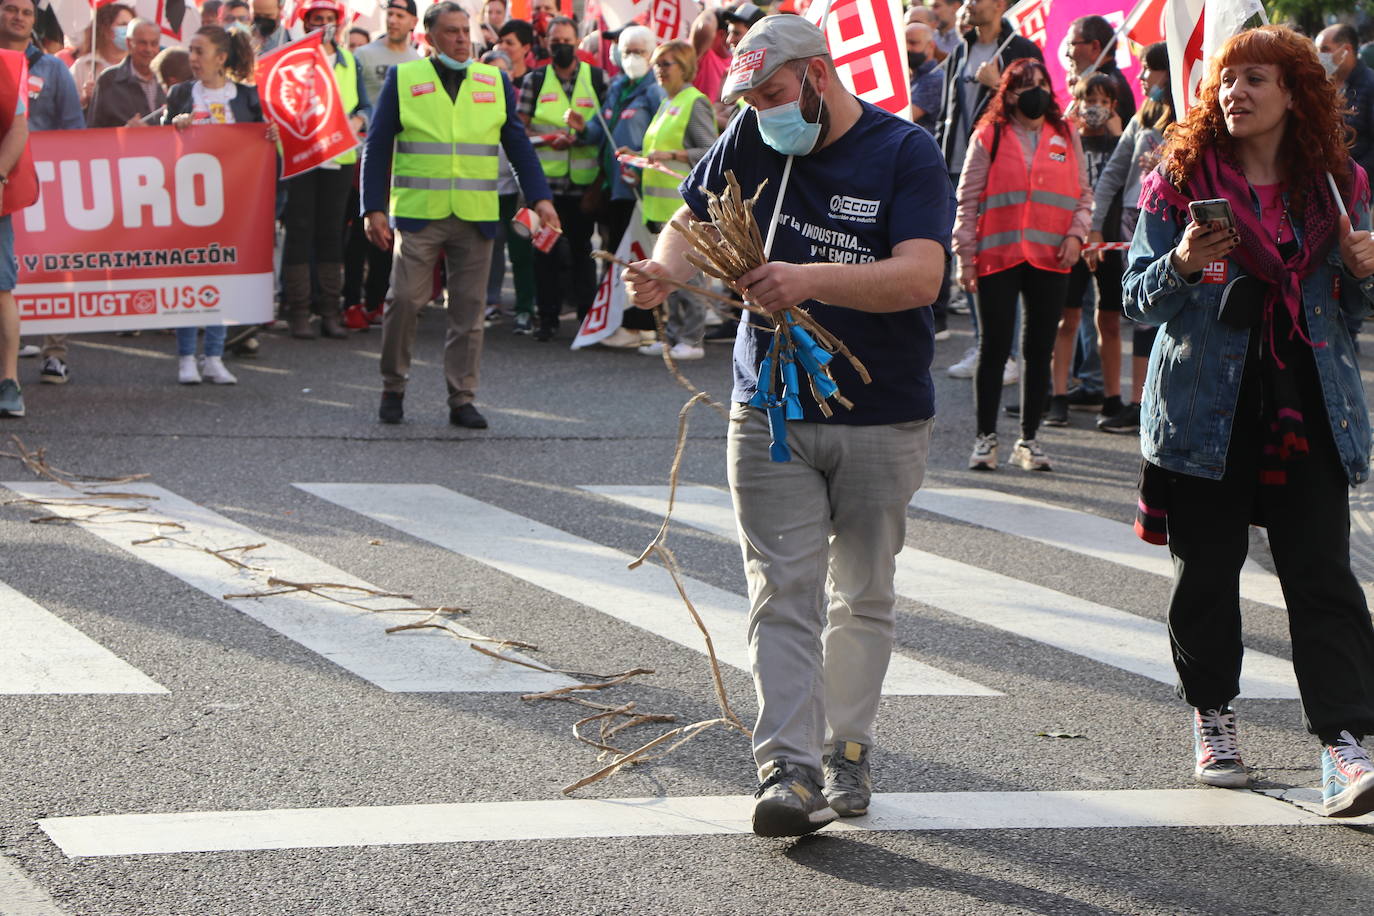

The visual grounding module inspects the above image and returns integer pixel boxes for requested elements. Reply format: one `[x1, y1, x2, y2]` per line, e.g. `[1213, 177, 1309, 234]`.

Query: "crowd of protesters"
[0, 0, 1371, 833]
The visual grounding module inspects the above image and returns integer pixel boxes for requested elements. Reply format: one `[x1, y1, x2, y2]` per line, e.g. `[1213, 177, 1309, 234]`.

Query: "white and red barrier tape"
[1082, 241, 1132, 252]
[614, 152, 689, 180]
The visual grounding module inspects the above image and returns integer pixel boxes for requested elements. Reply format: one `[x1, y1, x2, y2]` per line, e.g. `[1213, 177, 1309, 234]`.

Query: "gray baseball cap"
[720, 15, 830, 105]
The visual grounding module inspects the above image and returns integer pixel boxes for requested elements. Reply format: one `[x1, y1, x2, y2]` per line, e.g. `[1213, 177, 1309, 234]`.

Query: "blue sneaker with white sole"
[1322, 731, 1374, 818]
[0, 378, 24, 417]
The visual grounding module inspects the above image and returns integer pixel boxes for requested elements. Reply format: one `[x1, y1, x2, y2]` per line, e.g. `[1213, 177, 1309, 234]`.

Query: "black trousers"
[1164, 349, 1374, 740]
[533, 192, 597, 328]
[973, 263, 1067, 439]
[282, 165, 354, 266]
[343, 186, 393, 308]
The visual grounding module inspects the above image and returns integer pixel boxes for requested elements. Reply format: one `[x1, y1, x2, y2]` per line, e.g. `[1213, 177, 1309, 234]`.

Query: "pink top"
[1253, 183, 1289, 245]
[693, 46, 731, 105]
[951, 118, 1095, 279]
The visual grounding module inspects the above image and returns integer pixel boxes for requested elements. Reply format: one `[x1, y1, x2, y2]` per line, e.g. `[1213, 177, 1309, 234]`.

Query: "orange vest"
[0, 49, 36, 217]
[974, 120, 1080, 277]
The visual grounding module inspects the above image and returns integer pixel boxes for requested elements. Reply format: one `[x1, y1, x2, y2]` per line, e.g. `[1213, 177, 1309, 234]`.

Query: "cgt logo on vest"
[828, 194, 880, 224]
[263, 47, 337, 142]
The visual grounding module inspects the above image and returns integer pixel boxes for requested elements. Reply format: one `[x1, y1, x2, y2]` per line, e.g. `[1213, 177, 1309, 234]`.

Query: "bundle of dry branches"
[671, 171, 870, 421]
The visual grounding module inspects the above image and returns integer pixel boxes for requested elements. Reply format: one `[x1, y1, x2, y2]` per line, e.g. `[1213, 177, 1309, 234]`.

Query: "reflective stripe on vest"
[640, 86, 707, 225]
[531, 64, 601, 185]
[973, 121, 1080, 277]
[390, 59, 506, 223]
[332, 48, 360, 165]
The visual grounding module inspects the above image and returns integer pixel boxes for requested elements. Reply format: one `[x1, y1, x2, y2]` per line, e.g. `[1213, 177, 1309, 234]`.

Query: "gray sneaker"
[752, 759, 835, 837]
[823, 741, 872, 817]
[0, 378, 24, 417]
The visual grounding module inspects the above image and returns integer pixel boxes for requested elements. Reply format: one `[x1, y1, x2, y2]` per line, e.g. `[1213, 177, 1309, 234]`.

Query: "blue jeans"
[176, 325, 226, 357]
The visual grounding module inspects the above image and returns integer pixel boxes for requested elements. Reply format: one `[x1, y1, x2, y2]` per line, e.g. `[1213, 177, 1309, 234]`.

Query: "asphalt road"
[1, 305, 1372, 916]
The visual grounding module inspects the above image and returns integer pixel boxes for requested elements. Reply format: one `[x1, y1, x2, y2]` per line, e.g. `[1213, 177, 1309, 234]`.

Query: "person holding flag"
[623, 15, 952, 838]
[0, 44, 28, 418]
[1124, 25, 1374, 818]
[362, 0, 557, 429]
[280, 0, 369, 341]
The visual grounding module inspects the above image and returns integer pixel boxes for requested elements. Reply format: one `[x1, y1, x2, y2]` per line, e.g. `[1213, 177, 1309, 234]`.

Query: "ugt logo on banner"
[256, 30, 358, 179]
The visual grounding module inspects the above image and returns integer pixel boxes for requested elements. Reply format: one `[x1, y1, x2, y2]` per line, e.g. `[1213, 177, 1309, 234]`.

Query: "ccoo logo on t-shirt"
[828, 194, 880, 224]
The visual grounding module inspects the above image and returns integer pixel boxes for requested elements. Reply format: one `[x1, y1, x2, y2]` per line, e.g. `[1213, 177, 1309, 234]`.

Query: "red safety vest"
[0, 49, 36, 217]
[973, 119, 1080, 277]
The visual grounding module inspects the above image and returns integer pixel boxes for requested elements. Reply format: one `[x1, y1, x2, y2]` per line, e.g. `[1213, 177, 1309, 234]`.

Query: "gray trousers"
[727, 403, 932, 781]
[381, 217, 493, 408]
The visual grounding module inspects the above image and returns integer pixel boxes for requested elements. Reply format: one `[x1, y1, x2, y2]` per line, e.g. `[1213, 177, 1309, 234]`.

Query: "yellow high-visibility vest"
[530, 63, 600, 185]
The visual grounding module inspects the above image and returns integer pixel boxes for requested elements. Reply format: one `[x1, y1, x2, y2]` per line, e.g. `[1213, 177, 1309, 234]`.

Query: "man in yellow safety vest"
[362, 1, 558, 429]
[516, 14, 606, 341]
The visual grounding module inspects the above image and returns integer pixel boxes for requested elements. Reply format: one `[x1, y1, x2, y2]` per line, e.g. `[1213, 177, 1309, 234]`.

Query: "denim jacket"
[1122, 186, 1374, 484]
[585, 74, 665, 202]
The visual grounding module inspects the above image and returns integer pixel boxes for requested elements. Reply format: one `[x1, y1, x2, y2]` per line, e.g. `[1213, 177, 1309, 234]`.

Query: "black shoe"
[1097, 402, 1141, 434]
[512, 313, 533, 335]
[379, 392, 404, 424]
[1043, 395, 1069, 427]
[450, 403, 488, 429]
[533, 323, 556, 342]
[752, 760, 835, 838]
[320, 316, 349, 339]
[704, 323, 736, 342]
[1066, 387, 1104, 410]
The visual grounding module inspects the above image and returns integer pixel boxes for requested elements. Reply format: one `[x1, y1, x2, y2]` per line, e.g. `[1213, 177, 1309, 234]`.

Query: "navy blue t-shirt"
[680, 100, 955, 425]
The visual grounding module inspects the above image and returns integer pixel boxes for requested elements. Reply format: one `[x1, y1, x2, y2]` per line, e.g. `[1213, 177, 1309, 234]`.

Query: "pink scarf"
[1140, 147, 1369, 367]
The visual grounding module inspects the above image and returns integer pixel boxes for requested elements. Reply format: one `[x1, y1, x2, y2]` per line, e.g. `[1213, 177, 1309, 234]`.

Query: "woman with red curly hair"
[953, 57, 1092, 472]
[1123, 25, 1374, 817]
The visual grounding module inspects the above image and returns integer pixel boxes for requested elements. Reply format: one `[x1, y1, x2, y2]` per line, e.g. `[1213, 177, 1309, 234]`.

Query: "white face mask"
[1319, 49, 1344, 78]
[621, 52, 649, 80]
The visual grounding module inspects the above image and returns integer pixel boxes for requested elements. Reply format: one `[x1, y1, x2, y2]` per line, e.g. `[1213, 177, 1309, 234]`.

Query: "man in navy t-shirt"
[623, 15, 954, 838]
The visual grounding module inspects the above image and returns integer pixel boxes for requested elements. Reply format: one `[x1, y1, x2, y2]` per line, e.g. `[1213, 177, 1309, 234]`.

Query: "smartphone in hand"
[1188, 198, 1236, 231]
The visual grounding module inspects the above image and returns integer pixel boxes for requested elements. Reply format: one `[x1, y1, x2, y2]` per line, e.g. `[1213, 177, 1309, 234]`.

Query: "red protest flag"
[806, 0, 910, 119]
[255, 30, 359, 179]
[0, 48, 37, 216]
[1124, 0, 1168, 47]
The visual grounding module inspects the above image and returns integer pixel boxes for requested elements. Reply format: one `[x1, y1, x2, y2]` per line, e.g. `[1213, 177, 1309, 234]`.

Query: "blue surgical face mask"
[112, 24, 128, 52]
[436, 52, 471, 70]
[756, 79, 823, 157]
[1148, 84, 1167, 103]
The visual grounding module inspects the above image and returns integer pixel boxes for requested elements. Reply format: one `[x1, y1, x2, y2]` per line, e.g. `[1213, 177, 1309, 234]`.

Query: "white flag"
[572, 204, 657, 349]
[1165, 0, 1266, 115]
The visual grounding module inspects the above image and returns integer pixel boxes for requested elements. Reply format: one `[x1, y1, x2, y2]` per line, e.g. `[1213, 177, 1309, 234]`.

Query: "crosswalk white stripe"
[2, 483, 572, 694]
[911, 487, 1288, 609]
[0, 578, 166, 695]
[583, 486, 1300, 699]
[37, 788, 1361, 857]
[0, 855, 67, 916]
[296, 483, 999, 697]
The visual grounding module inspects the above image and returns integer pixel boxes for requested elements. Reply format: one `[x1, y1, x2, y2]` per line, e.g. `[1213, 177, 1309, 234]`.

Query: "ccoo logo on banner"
[256, 31, 359, 178]
[806, 0, 910, 119]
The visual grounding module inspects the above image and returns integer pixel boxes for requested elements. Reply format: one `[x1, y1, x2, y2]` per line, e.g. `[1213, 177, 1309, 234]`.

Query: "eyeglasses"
[653, 59, 677, 67]
[1068, 39, 1093, 46]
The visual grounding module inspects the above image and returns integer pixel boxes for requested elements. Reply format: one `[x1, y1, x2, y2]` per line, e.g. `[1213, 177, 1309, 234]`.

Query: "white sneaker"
[1003, 357, 1020, 387]
[669, 342, 705, 360]
[1011, 437, 1051, 471]
[177, 355, 201, 385]
[599, 327, 642, 349]
[969, 433, 998, 470]
[18, 344, 40, 358]
[201, 356, 237, 385]
[638, 341, 664, 356]
[947, 346, 977, 378]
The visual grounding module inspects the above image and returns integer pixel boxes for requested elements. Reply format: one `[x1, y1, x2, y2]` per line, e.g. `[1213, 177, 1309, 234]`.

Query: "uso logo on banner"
[807, 0, 910, 119]
[256, 31, 359, 178]
[12, 124, 276, 334]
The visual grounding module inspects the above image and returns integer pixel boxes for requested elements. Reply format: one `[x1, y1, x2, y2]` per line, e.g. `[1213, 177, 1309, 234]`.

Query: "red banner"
[256, 31, 359, 179]
[12, 124, 276, 334]
[806, 0, 910, 119]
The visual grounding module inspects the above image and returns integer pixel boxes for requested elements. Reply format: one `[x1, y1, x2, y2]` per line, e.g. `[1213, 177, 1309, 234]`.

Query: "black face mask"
[907, 51, 926, 71]
[550, 42, 576, 68]
[254, 15, 277, 36]
[1015, 85, 1050, 119]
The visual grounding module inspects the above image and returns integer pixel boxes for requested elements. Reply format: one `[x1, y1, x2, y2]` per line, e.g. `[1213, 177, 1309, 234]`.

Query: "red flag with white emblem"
[255, 31, 359, 179]
[805, 0, 910, 120]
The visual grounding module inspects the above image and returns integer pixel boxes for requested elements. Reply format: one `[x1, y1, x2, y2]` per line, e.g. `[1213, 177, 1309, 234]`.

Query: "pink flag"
[1006, 0, 1142, 109]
